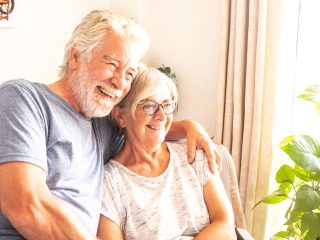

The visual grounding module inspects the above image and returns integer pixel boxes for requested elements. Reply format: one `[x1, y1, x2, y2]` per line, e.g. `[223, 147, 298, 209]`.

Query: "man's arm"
[167, 119, 221, 173]
[0, 162, 97, 240]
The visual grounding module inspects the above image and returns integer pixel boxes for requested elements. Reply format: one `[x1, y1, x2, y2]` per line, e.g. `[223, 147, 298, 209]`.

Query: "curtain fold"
[215, 0, 285, 239]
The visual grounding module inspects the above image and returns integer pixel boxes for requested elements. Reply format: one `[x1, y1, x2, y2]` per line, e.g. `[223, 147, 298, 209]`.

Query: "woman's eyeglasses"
[138, 99, 176, 116]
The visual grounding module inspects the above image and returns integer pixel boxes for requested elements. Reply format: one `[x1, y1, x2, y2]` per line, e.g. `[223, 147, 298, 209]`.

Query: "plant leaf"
[280, 135, 320, 172]
[252, 190, 288, 210]
[294, 164, 311, 182]
[270, 237, 288, 240]
[279, 182, 293, 195]
[293, 185, 320, 211]
[158, 64, 177, 80]
[276, 164, 295, 183]
[286, 223, 299, 237]
[298, 84, 320, 104]
[271, 231, 290, 240]
[285, 200, 294, 219]
[298, 85, 320, 115]
[262, 190, 288, 204]
[301, 212, 320, 240]
[284, 210, 303, 225]
[311, 172, 320, 181]
[316, 103, 320, 115]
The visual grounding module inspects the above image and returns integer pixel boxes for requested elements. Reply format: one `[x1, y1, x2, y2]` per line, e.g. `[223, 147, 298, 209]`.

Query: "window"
[266, 0, 320, 237]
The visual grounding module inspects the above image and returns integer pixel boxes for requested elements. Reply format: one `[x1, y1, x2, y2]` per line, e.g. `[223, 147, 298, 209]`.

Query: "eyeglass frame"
[137, 99, 177, 116]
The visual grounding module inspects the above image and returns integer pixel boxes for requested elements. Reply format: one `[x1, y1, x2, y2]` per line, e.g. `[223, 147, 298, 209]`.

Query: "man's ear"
[69, 47, 79, 70]
[112, 107, 126, 128]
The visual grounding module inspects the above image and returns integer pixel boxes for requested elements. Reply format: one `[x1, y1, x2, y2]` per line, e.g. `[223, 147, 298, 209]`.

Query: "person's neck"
[115, 141, 170, 177]
[47, 78, 81, 113]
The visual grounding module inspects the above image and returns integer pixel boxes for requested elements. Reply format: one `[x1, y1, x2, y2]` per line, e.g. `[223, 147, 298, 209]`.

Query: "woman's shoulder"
[103, 160, 122, 180]
[104, 159, 121, 172]
[166, 140, 188, 153]
[166, 141, 207, 172]
[166, 140, 205, 160]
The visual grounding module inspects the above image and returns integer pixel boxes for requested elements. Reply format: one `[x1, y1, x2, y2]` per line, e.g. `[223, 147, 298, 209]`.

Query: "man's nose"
[111, 69, 127, 90]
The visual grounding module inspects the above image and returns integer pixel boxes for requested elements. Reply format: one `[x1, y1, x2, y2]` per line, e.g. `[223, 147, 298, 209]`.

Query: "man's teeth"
[98, 86, 115, 98]
[148, 125, 163, 130]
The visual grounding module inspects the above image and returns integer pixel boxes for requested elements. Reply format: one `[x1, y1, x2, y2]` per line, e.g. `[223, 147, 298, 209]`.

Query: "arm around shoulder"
[167, 119, 221, 174]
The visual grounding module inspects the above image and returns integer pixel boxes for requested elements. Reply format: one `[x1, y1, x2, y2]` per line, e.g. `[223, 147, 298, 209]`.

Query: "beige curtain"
[215, 1, 285, 239]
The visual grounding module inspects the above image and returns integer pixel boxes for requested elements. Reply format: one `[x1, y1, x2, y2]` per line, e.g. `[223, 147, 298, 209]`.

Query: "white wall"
[109, 0, 222, 136]
[0, 0, 222, 136]
[0, 0, 109, 84]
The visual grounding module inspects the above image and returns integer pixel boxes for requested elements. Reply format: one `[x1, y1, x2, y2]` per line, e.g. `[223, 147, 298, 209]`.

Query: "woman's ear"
[112, 107, 126, 128]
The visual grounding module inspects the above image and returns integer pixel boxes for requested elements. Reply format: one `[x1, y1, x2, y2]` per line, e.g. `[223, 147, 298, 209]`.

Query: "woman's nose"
[154, 105, 166, 120]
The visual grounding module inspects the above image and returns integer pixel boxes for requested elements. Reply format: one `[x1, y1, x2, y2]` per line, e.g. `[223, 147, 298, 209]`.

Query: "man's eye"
[108, 63, 117, 70]
[101, 60, 117, 70]
[126, 72, 134, 81]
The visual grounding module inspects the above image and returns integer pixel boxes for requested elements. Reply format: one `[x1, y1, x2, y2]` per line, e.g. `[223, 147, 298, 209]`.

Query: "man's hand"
[184, 120, 221, 174]
[167, 120, 222, 173]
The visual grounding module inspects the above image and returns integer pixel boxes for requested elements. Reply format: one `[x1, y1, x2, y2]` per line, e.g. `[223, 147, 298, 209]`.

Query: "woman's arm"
[194, 174, 236, 240]
[167, 120, 221, 173]
[97, 215, 124, 240]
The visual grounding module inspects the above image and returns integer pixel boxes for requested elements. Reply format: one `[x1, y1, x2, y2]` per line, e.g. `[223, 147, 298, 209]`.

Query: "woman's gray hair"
[117, 64, 178, 119]
[58, 10, 150, 77]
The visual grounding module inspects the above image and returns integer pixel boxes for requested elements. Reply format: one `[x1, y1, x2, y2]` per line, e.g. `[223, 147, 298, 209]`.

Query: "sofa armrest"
[235, 228, 254, 240]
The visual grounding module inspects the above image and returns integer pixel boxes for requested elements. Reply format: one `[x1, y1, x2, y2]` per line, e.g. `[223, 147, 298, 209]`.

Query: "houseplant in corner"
[254, 85, 320, 240]
[158, 64, 177, 84]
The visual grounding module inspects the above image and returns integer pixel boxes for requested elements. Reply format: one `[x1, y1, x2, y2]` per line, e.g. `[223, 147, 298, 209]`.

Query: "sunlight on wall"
[0, 0, 108, 84]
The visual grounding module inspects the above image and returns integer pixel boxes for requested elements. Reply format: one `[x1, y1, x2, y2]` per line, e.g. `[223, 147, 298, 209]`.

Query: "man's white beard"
[71, 64, 115, 118]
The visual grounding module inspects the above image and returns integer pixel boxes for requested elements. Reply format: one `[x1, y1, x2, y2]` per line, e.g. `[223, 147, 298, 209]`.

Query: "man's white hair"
[58, 10, 150, 77]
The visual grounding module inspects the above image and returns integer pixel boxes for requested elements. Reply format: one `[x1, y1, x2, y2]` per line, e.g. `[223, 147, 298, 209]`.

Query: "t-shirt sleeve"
[0, 82, 47, 171]
[94, 116, 124, 164]
[101, 164, 126, 230]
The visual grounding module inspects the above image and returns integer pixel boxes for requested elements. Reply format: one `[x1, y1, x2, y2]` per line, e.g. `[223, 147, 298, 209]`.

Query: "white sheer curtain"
[214, 1, 290, 239]
[265, 0, 320, 238]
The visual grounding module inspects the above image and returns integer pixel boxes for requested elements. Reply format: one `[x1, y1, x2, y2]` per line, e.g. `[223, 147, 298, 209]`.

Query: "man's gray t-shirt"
[0, 79, 122, 239]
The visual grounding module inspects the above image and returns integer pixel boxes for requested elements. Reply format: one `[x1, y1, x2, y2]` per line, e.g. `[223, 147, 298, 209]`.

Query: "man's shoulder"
[0, 79, 50, 108]
[1, 79, 36, 89]
[0, 79, 44, 98]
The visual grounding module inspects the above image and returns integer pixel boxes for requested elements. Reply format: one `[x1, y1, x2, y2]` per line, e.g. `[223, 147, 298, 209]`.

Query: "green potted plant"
[158, 64, 179, 112]
[254, 85, 320, 240]
[158, 64, 177, 84]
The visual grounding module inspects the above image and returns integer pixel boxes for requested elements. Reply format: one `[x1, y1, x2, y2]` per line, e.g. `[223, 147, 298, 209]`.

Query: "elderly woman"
[97, 65, 236, 240]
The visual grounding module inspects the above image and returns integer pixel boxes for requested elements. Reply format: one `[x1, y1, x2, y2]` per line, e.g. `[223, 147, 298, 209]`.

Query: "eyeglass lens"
[141, 100, 176, 115]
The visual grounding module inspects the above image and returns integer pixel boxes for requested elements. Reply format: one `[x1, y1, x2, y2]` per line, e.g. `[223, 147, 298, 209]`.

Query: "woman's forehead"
[145, 88, 172, 102]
